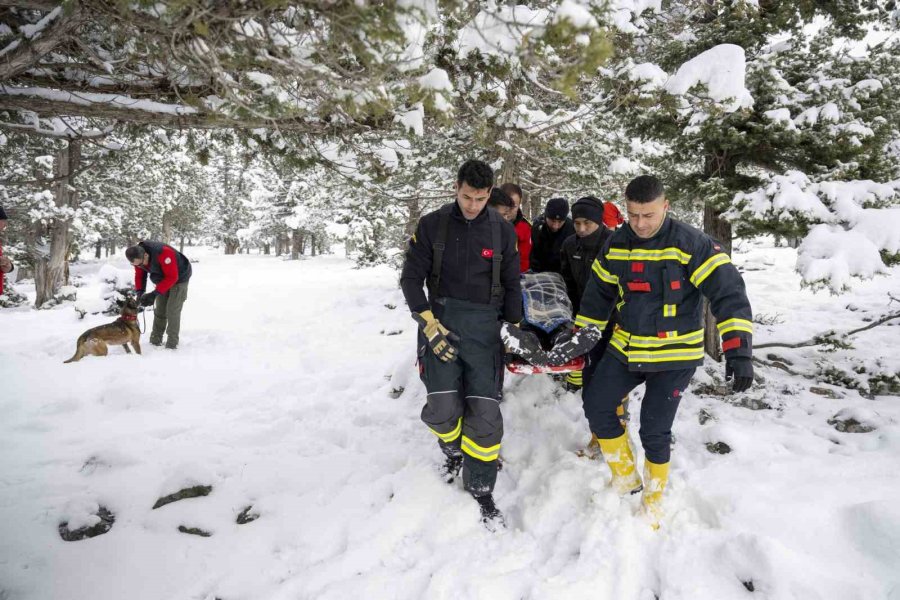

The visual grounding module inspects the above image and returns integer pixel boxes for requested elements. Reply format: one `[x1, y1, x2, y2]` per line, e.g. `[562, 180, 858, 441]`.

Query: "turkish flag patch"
[481, 248, 493, 258]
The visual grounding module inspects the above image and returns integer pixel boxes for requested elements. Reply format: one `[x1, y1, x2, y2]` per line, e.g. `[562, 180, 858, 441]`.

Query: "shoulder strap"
[428, 204, 453, 299]
[488, 209, 504, 306]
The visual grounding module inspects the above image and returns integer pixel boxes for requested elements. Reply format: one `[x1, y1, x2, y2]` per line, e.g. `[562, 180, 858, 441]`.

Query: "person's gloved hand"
[412, 310, 459, 362]
[725, 356, 753, 392]
[139, 291, 158, 307]
[135, 290, 144, 302]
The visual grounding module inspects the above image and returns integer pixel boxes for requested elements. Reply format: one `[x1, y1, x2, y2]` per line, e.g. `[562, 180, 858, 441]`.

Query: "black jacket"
[576, 216, 753, 372]
[530, 215, 575, 274]
[400, 202, 522, 323]
[560, 227, 613, 314]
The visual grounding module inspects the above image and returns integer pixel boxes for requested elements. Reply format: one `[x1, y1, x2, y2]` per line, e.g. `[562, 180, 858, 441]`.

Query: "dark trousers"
[150, 282, 188, 348]
[419, 298, 503, 497]
[582, 352, 694, 464]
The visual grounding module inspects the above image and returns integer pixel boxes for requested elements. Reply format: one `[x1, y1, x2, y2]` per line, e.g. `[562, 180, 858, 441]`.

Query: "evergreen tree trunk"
[264, 242, 270, 255]
[94, 241, 102, 259]
[179, 236, 185, 253]
[161, 211, 173, 245]
[404, 196, 421, 240]
[701, 153, 735, 361]
[310, 234, 317, 257]
[702, 202, 732, 362]
[33, 139, 81, 308]
[290, 228, 301, 260]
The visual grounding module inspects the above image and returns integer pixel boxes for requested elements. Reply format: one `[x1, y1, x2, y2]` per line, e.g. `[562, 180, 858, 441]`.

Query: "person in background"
[0, 206, 15, 297]
[125, 241, 192, 349]
[500, 183, 532, 273]
[559, 196, 617, 392]
[488, 187, 516, 222]
[530, 197, 574, 274]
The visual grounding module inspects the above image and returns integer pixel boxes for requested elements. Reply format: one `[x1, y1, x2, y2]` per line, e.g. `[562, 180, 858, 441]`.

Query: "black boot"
[501, 323, 548, 365]
[475, 494, 506, 531]
[438, 454, 463, 484]
[546, 324, 603, 365]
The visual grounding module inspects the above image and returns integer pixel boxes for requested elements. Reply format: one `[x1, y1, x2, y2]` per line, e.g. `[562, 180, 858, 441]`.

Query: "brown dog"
[64, 296, 142, 363]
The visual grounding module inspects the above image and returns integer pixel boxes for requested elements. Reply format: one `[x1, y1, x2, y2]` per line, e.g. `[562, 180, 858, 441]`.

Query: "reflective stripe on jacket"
[575, 216, 752, 372]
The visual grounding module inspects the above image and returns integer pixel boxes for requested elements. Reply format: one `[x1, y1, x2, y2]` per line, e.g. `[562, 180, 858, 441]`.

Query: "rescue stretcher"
[502, 272, 602, 374]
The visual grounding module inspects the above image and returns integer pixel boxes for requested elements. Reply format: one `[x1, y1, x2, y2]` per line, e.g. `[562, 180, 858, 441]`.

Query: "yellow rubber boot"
[597, 432, 643, 495]
[642, 460, 670, 529]
[616, 400, 627, 430]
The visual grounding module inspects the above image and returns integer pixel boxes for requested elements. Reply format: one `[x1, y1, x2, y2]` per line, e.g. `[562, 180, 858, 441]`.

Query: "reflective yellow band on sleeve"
[690, 253, 732, 287]
[429, 417, 462, 443]
[591, 259, 619, 284]
[461, 435, 501, 462]
[717, 317, 753, 336]
[663, 304, 677, 317]
[574, 314, 608, 329]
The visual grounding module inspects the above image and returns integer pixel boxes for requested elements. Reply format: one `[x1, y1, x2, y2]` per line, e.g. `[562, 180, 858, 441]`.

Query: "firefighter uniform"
[400, 202, 522, 497]
[576, 215, 752, 519]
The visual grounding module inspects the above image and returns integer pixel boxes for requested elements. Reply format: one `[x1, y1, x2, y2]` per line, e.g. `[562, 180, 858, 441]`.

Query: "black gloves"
[135, 290, 144, 302]
[726, 356, 753, 392]
[140, 291, 158, 307]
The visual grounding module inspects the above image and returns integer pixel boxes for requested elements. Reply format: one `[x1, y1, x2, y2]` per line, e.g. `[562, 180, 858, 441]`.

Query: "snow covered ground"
[1, 242, 899, 600]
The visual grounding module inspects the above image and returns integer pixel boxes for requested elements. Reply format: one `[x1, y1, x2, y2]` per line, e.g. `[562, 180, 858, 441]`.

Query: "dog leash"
[139, 307, 151, 334]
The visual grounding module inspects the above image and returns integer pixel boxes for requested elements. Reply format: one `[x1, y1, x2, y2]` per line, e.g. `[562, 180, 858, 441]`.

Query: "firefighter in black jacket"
[559, 196, 615, 392]
[576, 175, 753, 528]
[400, 160, 523, 529]
[530, 197, 575, 274]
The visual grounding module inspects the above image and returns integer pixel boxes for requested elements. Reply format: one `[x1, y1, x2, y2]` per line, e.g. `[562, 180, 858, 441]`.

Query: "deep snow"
[1, 243, 898, 600]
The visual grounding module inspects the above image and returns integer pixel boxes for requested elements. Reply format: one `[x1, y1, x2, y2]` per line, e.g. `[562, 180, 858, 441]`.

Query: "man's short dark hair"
[488, 188, 514, 209]
[457, 160, 494, 190]
[625, 175, 665, 203]
[499, 182, 523, 199]
[125, 245, 146, 262]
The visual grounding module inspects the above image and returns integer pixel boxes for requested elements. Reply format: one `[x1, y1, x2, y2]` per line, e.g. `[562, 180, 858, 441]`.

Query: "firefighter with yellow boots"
[576, 175, 754, 528]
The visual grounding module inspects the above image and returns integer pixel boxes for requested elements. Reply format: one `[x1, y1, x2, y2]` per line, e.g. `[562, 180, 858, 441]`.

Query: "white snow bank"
[729, 172, 900, 290]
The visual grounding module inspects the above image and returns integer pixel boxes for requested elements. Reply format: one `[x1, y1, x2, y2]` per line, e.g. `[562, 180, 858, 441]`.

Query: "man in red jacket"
[126, 241, 192, 349]
[500, 183, 532, 272]
[0, 206, 14, 297]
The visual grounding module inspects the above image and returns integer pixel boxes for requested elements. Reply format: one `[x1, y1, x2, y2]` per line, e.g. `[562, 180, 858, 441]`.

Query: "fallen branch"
[755, 310, 900, 350]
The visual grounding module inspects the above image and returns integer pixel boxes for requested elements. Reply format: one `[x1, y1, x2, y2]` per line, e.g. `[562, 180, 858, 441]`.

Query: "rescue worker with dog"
[125, 241, 192, 350]
[400, 159, 522, 530]
[576, 175, 753, 528]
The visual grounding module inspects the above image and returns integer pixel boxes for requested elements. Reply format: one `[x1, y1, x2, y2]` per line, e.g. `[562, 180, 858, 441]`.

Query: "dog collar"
[121, 314, 138, 322]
